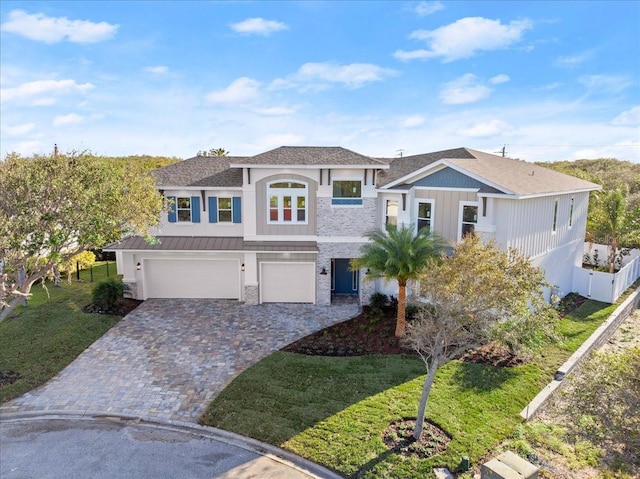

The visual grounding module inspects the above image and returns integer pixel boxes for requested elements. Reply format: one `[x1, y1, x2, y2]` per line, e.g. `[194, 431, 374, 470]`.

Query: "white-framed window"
[569, 197, 574, 228]
[176, 197, 192, 222]
[218, 197, 232, 223]
[458, 201, 478, 241]
[417, 200, 434, 233]
[332, 180, 362, 206]
[552, 199, 559, 233]
[267, 181, 308, 224]
[385, 199, 398, 226]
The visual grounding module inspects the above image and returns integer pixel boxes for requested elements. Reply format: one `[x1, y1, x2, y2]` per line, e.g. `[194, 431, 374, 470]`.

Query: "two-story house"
[108, 146, 600, 305]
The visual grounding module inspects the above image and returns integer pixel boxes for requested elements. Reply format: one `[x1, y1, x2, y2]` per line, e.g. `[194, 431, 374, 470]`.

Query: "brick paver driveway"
[0, 299, 359, 423]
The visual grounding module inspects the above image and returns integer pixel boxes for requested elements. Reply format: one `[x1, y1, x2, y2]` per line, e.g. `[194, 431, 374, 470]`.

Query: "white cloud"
[457, 119, 511, 137]
[9, 140, 43, 155]
[142, 66, 169, 74]
[400, 115, 425, 128]
[53, 113, 84, 127]
[535, 82, 562, 92]
[1, 9, 118, 43]
[415, 1, 444, 17]
[611, 106, 640, 127]
[1, 79, 95, 104]
[579, 75, 632, 94]
[439, 74, 492, 105]
[254, 106, 297, 116]
[2, 122, 35, 136]
[393, 49, 431, 61]
[230, 17, 288, 36]
[205, 77, 262, 104]
[395, 17, 533, 62]
[272, 62, 399, 90]
[490, 74, 510, 85]
[556, 50, 594, 67]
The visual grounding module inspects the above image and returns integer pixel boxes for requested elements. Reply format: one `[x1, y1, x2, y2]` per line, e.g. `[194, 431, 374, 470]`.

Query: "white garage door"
[260, 262, 315, 303]
[143, 259, 240, 299]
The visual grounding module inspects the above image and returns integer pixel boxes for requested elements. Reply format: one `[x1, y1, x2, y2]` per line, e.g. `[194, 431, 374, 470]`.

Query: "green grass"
[0, 263, 121, 403]
[202, 298, 619, 478]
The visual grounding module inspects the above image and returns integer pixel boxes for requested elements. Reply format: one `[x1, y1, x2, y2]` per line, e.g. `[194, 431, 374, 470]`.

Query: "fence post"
[76, 261, 80, 281]
[106, 261, 110, 277]
[90, 264, 94, 283]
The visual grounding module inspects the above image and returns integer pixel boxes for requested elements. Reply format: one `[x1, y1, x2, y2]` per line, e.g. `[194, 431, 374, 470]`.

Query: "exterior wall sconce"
[366, 268, 371, 275]
[241, 263, 245, 272]
[320, 267, 328, 275]
[136, 262, 142, 271]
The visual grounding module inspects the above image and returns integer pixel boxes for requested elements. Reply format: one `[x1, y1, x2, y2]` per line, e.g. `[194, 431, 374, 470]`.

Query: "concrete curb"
[0, 410, 346, 479]
[520, 286, 640, 421]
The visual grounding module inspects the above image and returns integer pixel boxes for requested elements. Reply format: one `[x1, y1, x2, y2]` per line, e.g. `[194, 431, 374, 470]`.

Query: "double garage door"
[143, 259, 240, 300]
[260, 262, 315, 303]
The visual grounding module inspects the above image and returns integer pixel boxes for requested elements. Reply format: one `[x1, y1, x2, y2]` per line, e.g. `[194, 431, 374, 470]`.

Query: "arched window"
[267, 181, 308, 224]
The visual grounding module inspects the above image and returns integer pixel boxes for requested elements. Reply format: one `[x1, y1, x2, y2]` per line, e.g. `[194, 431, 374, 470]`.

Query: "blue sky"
[1, 1, 639, 162]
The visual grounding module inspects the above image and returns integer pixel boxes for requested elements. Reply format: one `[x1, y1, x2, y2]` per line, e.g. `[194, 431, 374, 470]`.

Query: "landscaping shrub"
[369, 292, 389, 312]
[91, 278, 123, 311]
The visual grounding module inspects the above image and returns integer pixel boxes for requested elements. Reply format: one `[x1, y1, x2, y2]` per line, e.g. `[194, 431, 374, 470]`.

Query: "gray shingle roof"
[378, 147, 601, 196]
[153, 156, 244, 188]
[231, 146, 388, 167]
[376, 148, 474, 187]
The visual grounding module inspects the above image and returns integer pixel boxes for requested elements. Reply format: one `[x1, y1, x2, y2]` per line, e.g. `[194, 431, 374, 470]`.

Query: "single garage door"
[143, 259, 240, 299]
[260, 262, 315, 303]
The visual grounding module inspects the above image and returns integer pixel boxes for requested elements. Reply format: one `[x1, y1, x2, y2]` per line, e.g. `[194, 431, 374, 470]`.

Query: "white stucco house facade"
[108, 146, 600, 305]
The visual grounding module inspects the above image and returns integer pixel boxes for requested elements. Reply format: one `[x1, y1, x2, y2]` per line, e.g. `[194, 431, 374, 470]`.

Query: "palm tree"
[352, 225, 446, 337]
[589, 189, 639, 273]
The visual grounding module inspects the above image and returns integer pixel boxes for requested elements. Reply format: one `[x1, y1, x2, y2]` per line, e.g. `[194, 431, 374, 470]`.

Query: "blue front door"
[333, 259, 358, 295]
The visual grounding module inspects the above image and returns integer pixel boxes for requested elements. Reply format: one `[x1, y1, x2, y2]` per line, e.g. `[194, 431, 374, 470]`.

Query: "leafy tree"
[405, 236, 558, 440]
[197, 148, 229, 157]
[588, 189, 640, 271]
[351, 225, 446, 337]
[0, 150, 163, 313]
[540, 158, 640, 250]
[559, 347, 640, 465]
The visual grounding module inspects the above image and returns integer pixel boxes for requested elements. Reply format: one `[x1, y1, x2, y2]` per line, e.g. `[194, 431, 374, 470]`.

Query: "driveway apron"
[0, 299, 359, 422]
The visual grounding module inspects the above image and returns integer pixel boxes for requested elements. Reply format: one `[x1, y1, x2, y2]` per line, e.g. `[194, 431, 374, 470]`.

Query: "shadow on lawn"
[452, 360, 520, 392]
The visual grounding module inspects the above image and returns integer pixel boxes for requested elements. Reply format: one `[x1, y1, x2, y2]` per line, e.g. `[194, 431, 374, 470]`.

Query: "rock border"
[520, 285, 640, 421]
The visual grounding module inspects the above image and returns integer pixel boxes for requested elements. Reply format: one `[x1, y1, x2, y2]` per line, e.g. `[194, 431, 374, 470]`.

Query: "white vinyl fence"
[572, 244, 640, 303]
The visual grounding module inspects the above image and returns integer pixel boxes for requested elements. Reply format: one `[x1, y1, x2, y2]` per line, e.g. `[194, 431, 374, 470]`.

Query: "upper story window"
[177, 197, 192, 222]
[332, 180, 362, 206]
[268, 181, 308, 224]
[168, 195, 201, 224]
[385, 199, 398, 226]
[459, 202, 478, 240]
[569, 197, 574, 228]
[417, 201, 433, 233]
[218, 197, 232, 222]
[552, 199, 559, 233]
[208, 196, 242, 224]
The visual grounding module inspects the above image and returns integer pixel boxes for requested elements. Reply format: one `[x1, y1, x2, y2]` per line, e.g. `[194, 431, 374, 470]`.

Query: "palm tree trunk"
[413, 357, 440, 440]
[395, 281, 407, 337]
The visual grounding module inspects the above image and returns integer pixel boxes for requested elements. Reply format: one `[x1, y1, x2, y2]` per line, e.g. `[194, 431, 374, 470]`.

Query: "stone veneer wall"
[244, 284, 259, 305]
[317, 242, 375, 306]
[316, 197, 378, 237]
[316, 196, 378, 305]
[122, 281, 138, 300]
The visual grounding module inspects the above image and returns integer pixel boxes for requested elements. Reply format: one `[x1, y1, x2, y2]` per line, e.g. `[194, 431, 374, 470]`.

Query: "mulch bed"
[282, 307, 411, 356]
[382, 418, 452, 459]
[0, 370, 21, 388]
[83, 297, 142, 317]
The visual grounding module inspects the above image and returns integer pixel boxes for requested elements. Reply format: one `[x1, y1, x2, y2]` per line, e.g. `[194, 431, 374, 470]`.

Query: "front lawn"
[202, 298, 617, 478]
[0, 263, 122, 403]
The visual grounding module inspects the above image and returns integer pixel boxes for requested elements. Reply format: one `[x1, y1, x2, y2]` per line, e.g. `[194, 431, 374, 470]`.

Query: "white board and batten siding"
[493, 192, 589, 259]
[143, 258, 241, 300]
[259, 262, 316, 303]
